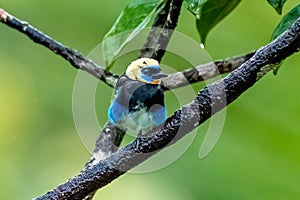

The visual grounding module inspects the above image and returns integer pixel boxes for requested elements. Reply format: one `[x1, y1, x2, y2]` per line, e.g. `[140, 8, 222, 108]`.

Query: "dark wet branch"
[2, 6, 299, 200]
[35, 16, 300, 200]
[0, 9, 125, 200]
[82, 122, 126, 200]
[0, 7, 257, 200]
[85, 122, 126, 169]
[140, 0, 183, 62]
[161, 51, 255, 90]
[0, 8, 255, 91]
[0, 8, 118, 88]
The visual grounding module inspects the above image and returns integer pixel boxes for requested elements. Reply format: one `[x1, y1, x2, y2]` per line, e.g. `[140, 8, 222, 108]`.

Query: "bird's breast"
[126, 107, 154, 133]
[109, 77, 166, 133]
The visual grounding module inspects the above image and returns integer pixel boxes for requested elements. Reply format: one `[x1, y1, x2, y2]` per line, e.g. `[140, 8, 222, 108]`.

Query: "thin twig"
[0, 8, 253, 90]
[161, 51, 255, 90]
[0, 8, 118, 88]
[140, 0, 183, 62]
[35, 16, 300, 200]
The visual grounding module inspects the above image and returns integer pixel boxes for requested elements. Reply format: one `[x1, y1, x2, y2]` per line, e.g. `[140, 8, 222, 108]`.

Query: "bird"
[108, 58, 168, 135]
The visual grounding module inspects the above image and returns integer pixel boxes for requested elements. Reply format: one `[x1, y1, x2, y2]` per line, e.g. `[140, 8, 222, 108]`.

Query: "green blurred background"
[1, 0, 300, 199]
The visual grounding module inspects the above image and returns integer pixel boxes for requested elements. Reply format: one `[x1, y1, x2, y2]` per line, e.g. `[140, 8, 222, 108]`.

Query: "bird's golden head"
[126, 58, 167, 84]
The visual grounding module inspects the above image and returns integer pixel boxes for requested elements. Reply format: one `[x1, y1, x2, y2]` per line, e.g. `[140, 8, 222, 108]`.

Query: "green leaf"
[271, 4, 300, 75]
[184, 0, 206, 17]
[267, 0, 287, 15]
[191, 0, 241, 44]
[271, 4, 300, 40]
[102, 0, 164, 67]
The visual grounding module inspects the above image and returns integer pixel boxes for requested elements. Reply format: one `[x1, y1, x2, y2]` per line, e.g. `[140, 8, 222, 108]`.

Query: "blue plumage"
[108, 58, 167, 134]
[108, 100, 128, 125]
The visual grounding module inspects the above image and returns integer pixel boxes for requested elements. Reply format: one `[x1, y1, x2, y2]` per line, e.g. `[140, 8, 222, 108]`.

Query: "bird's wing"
[114, 75, 143, 108]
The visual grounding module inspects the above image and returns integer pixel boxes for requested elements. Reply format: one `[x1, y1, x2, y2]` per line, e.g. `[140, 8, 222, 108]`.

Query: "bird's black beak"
[151, 71, 168, 79]
[150, 71, 168, 84]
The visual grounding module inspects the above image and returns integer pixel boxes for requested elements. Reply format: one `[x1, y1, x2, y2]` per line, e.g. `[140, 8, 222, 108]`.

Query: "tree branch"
[0, 8, 253, 91]
[140, 0, 183, 61]
[0, 6, 251, 200]
[35, 16, 300, 200]
[85, 122, 125, 169]
[139, 0, 256, 90]
[161, 51, 255, 90]
[84, 2, 186, 197]
[82, 1, 252, 197]
[0, 8, 125, 199]
[81, 122, 125, 200]
[81, 50, 255, 200]
[0, 8, 118, 88]
[2, 7, 296, 199]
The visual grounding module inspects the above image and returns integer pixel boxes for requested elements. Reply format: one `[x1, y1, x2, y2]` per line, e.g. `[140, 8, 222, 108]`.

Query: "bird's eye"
[142, 68, 159, 76]
[141, 68, 151, 75]
[143, 61, 147, 65]
[141, 67, 160, 76]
